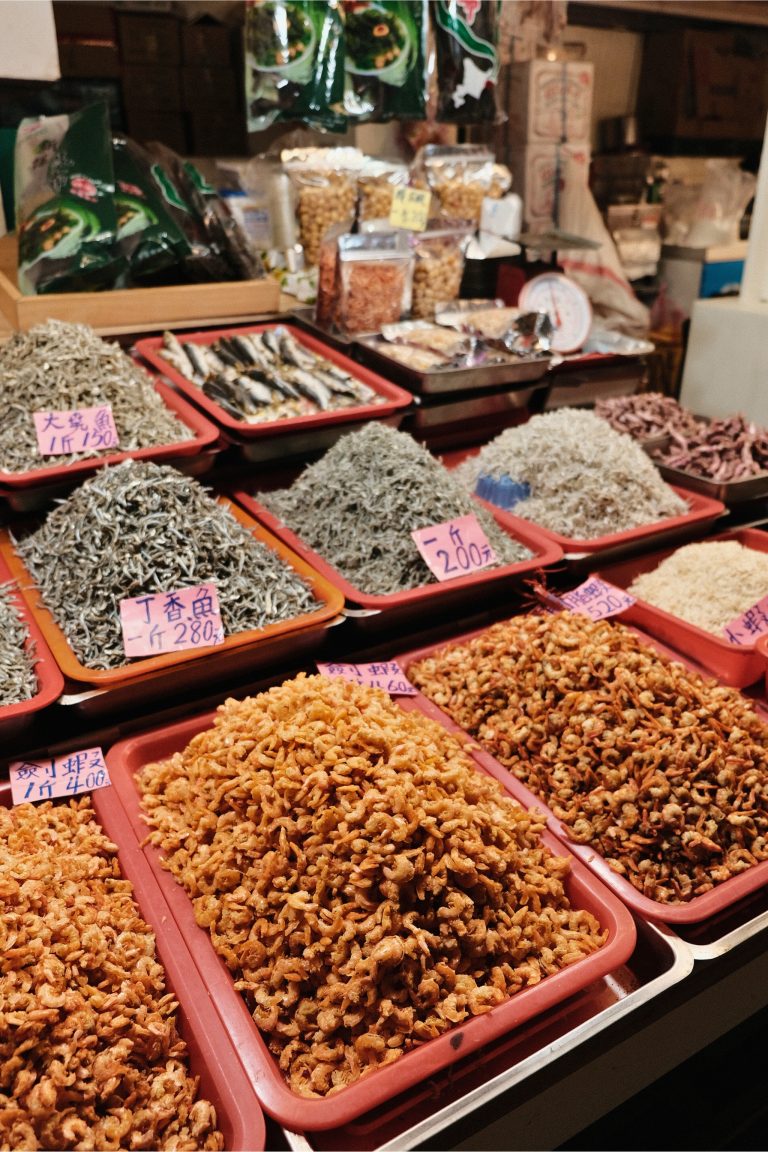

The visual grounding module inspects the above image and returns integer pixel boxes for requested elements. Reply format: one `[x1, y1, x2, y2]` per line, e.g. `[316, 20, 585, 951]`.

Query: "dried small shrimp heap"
[0, 320, 193, 475]
[408, 612, 768, 904]
[16, 460, 318, 670]
[261, 424, 531, 595]
[0, 584, 37, 706]
[0, 798, 223, 1151]
[137, 674, 606, 1098]
[452, 409, 687, 539]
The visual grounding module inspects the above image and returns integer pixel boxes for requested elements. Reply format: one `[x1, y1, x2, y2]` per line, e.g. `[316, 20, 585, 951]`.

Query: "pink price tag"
[120, 583, 225, 657]
[10, 747, 111, 805]
[317, 661, 417, 696]
[560, 577, 635, 621]
[411, 514, 496, 582]
[723, 594, 768, 646]
[34, 404, 119, 456]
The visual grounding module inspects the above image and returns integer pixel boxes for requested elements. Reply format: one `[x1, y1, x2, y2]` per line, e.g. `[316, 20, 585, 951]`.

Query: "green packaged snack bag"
[112, 135, 191, 283]
[340, 0, 428, 122]
[14, 102, 124, 295]
[433, 0, 502, 125]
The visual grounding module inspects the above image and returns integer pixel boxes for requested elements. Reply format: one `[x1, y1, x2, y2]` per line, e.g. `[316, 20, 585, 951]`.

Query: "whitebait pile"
[0, 320, 193, 475]
[261, 424, 531, 596]
[453, 409, 687, 539]
[0, 584, 37, 706]
[628, 540, 768, 636]
[16, 461, 318, 670]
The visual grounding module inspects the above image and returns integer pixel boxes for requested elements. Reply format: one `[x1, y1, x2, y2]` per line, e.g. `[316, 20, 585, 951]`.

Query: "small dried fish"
[0, 583, 37, 706]
[15, 460, 319, 670]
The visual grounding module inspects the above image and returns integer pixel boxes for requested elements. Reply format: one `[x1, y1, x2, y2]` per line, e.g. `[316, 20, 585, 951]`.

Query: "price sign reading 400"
[10, 748, 112, 805]
[412, 514, 497, 582]
[119, 582, 225, 658]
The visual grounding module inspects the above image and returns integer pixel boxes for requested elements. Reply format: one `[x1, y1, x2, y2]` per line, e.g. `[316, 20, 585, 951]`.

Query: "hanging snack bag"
[112, 135, 191, 283]
[433, 0, 502, 124]
[420, 144, 511, 224]
[340, 0, 429, 122]
[410, 218, 474, 319]
[336, 231, 413, 334]
[245, 0, 346, 133]
[14, 102, 124, 295]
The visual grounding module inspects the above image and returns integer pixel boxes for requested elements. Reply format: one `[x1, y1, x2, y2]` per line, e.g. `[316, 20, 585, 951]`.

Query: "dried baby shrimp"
[0, 798, 223, 1151]
[262, 424, 531, 596]
[0, 319, 192, 475]
[452, 409, 687, 539]
[408, 611, 768, 904]
[16, 460, 318, 670]
[0, 583, 37, 706]
[137, 673, 606, 1098]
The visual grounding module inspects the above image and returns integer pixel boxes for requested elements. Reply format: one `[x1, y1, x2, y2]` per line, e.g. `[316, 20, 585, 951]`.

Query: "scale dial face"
[518, 272, 593, 353]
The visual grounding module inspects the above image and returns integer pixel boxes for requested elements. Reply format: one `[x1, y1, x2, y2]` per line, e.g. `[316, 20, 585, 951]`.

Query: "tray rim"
[354, 334, 552, 395]
[0, 550, 64, 729]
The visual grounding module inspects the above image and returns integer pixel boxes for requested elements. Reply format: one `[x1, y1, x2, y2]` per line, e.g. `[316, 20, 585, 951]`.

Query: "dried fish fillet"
[0, 583, 37, 706]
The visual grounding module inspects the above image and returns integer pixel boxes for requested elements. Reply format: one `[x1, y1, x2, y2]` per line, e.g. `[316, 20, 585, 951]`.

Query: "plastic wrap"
[420, 144, 510, 223]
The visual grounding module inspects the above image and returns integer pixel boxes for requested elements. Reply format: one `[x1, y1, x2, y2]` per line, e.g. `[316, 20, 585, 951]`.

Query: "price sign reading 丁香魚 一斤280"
[119, 583, 225, 658]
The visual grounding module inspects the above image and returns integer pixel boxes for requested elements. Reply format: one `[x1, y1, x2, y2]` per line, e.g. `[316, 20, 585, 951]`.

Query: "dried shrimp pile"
[16, 461, 318, 670]
[0, 798, 223, 1151]
[452, 409, 687, 539]
[261, 424, 531, 595]
[628, 540, 768, 636]
[137, 674, 607, 1098]
[0, 584, 37, 706]
[408, 612, 768, 904]
[0, 320, 193, 475]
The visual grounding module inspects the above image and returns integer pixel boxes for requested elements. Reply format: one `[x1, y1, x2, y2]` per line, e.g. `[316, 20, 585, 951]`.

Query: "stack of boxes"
[506, 59, 593, 233]
[182, 20, 247, 156]
[117, 9, 186, 152]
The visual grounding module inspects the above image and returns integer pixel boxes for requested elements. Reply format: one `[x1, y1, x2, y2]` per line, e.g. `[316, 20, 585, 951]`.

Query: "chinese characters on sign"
[119, 583, 225, 658]
[389, 186, 431, 232]
[560, 577, 635, 622]
[10, 747, 111, 805]
[723, 595, 768, 645]
[317, 661, 417, 696]
[34, 405, 119, 456]
[411, 514, 497, 582]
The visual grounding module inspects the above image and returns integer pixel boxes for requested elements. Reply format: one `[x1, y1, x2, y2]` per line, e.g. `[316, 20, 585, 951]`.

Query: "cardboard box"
[53, 1, 116, 39]
[117, 11, 181, 66]
[122, 64, 182, 110]
[507, 60, 593, 145]
[181, 65, 240, 111]
[57, 37, 121, 78]
[188, 108, 247, 157]
[509, 144, 591, 227]
[182, 20, 235, 67]
[125, 108, 188, 153]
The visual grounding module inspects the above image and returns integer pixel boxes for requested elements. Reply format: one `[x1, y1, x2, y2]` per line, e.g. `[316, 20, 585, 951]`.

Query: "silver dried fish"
[0, 583, 37, 706]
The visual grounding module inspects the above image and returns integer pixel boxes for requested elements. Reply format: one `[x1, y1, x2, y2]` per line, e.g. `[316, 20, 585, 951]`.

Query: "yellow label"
[388, 187, 431, 232]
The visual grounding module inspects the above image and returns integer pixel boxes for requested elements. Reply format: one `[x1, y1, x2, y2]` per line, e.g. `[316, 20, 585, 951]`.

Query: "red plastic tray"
[440, 447, 726, 567]
[105, 699, 636, 1132]
[395, 617, 768, 926]
[0, 552, 64, 740]
[0, 782, 265, 1151]
[0, 378, 220, 490]
[135, 322, 414, 439]
[593, 528, 768, 688]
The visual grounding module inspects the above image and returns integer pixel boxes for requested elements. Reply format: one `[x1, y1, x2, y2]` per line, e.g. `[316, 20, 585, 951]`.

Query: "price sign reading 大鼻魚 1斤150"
[317, 661, 417, 696]
[411, 514, 497, 582]
[560, 577, 635, 621]
[119, 582, 225, 658]
[34, 404, 119, 456]
[9, 747, 111, 805]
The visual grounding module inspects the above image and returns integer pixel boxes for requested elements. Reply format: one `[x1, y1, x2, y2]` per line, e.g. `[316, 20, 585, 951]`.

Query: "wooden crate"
[0, 233, 281, 335]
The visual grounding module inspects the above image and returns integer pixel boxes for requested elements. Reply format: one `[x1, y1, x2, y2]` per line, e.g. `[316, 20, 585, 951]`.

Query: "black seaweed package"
[112, 135, 191, 283]
[14, 102, 124, 295]
[340, 0, 428, 122]
[245, 0, 346, 133]
[433, 0, 502, 124]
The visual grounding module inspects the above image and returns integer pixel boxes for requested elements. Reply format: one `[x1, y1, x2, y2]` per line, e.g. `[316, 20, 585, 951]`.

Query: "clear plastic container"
[336, 231, 414, 334]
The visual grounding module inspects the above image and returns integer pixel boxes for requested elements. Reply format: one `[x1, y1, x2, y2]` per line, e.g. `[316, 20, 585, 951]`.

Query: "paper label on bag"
[10, 747, 111, 805]
[389, 187, 431, 231]
[120, 583, 225, 657]
[560, 577, 635, 621]
[412, 514, 496, 581]
[723, 595, 768, 645]
[34, 405, 119, 456]
[317, 661, 417, 696]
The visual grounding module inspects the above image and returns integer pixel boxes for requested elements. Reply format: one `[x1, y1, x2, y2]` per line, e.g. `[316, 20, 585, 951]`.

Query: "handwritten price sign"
[560, 577, 635, 621]
[120, 583, 225, 657]
[412, 514, 496, 582]
[723, 594, 768, 645]
[10, 747, 111, 805]
[34, 405, 119, 456]
[389, 186, 431, 232]
[317, 661, 417, 696]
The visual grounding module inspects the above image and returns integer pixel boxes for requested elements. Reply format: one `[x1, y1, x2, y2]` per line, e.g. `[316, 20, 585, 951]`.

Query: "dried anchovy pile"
[653, 413, 768, 481]
[0, 798, 223, 1151]
[0, 319, 193, 475]
[261, 424, 531, 595]
[594, 392, 702, 441]
[137, 673, 606, 1098]
[453, 409, 687, 539]
[0, 584, 37, 706]
[16, 461, 318, 670]
[408, 611, 768, 904]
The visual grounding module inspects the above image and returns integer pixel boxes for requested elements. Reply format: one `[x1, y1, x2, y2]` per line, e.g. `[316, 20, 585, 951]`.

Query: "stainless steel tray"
[653, 461, 768, 505]
[289, 307, 359, 354]
[280, 916, 692, 1152]
[666, 881, 768, 961]
[355, 336, 552, 396]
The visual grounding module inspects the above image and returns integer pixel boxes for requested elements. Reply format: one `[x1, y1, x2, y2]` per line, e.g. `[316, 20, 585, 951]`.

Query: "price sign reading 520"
[412, 514, 497, 582]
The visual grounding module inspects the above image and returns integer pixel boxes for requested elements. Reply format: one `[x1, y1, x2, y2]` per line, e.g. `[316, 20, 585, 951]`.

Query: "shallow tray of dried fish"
[651, 460, 768, 505]
[354, 335, 552, 395]
[0, 781, 266, 1151]
[0, 553, 64, 741]
[104, 690, 636, 1131]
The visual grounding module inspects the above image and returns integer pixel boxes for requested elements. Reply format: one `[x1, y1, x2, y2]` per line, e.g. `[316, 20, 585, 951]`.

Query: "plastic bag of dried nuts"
[282, 148, 364, 266]
[409, 219, 475, 319]
[358, 162, 409, 221]
[420, 144, 512, 225]
[336, 231, 413, 334]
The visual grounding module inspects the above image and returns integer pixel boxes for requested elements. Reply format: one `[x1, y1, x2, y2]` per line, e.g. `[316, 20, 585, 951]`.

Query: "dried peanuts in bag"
[411, 221, 473, 319]
[296, 173, 357, 266]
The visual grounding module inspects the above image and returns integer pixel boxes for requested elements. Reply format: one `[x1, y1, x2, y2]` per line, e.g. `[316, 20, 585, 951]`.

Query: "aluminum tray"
[652, 460, 768, 505]
[0, 782, 267, 1151]
[279, 916, 692, 1152]
[354, 335, 552, 396]
[289, 307, 359, 354]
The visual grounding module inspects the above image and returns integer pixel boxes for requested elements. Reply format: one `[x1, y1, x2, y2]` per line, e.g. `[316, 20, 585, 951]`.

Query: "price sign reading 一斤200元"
[10, 748, 111, 805]
[34, 405, 119, 456]
[412, 514, 497, 582]
[119, 583, 225, 658]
